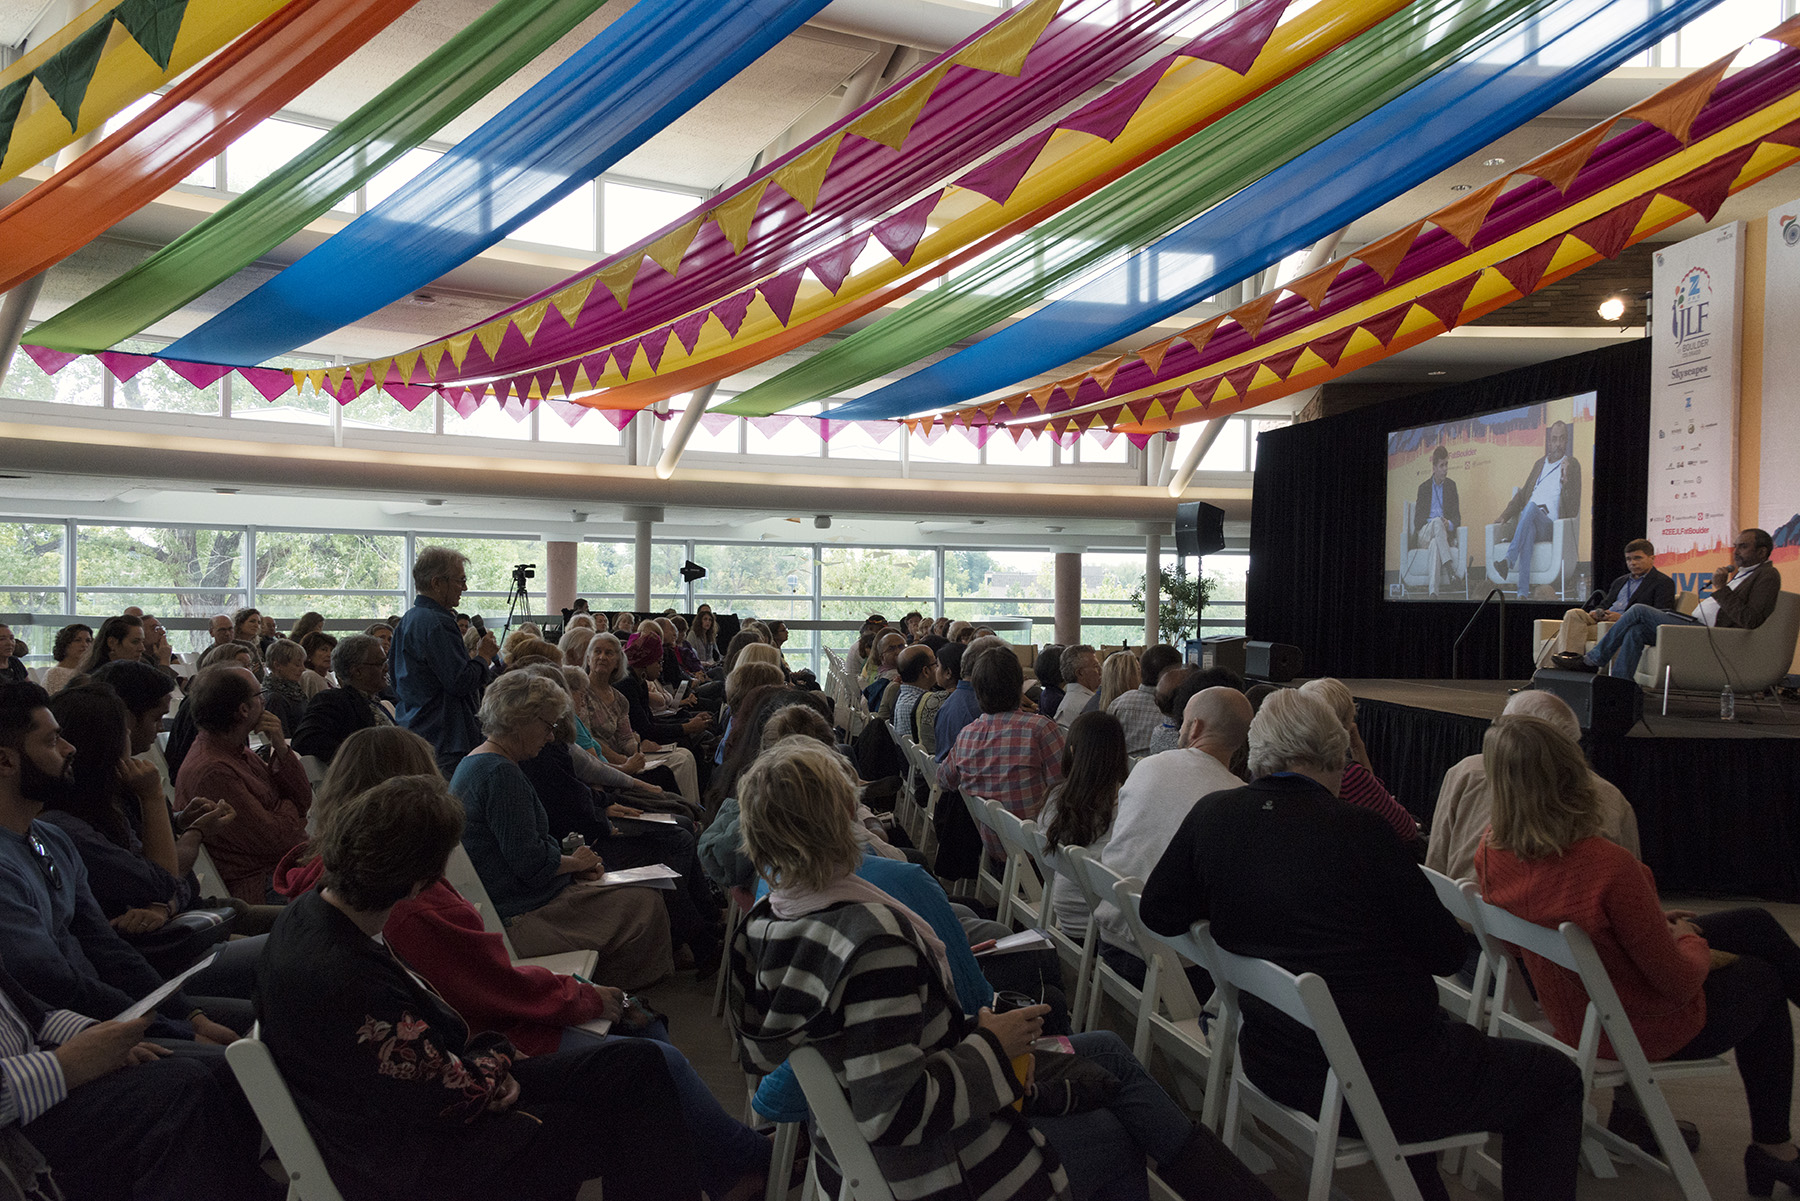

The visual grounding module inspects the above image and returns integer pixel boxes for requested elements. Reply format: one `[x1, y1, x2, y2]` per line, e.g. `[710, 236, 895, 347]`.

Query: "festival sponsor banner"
[1648, 222, 1743, 558]
[1761, 201, 1800, 549]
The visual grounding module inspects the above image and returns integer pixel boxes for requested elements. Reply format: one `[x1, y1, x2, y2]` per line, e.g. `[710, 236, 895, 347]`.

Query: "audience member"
[1476, 715, 1800, 1196]
[618, 632, 711, 765]
[138, 613, 178, 672]
[686, 608, 721, 666]
[298, 631, 338, 698]
[206, 614, 232, 647]
[719, 628, 763, 677]
[915, 640, 961, 757]
[230, 608, 262, 645]
[1097, 687, 1250, 994]
[76, 614, 144, 675]
[1040, 710, 1129, 937]
[0, 625, 25, 685]
[174, 665, 312, 904]
[287, 611, 324, 644]
[581, 633, 701, 807]
[44, 623, 92, 694]
[1097, 649, 1141, 715]
[934, 635, 1006, 762]
[395, 546, 498, 777]
[291, 634, 395, 763]
[260, 638, 308, 737]
[448, 671, 673, 989]
[1141, 689, 1584, 1201]
[700, 689, 832, 891]
[889, 643, 935, 742]
[257, 613, 279, 654]
[1054, 643, 1101, 729]
[1113, 644, 1182, 756]
[257, 773, 708, 1201]
[938, 647, 1064, 862]
[556, 624, 593, 669]
[0, 682, 242, 1045]
[1143, 665, 1194, 756]
[364, 621, 392, 656]
[612, 612, 636, 637]
[1427, 690, 1639, 882]
[1033, 644, 1067, 722]
[1298, 677, 1422, 854]
[731, 735, 1269, 1201]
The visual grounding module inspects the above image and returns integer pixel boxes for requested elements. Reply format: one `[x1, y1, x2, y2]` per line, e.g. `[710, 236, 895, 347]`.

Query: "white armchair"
[1634, 591, 1800, 693]
[1484, 488, 1577, 599]
[1399, 499, 1469, 598]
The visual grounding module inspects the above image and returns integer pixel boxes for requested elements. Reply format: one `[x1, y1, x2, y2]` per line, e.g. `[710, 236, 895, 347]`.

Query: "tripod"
[502, 563, 536, 639]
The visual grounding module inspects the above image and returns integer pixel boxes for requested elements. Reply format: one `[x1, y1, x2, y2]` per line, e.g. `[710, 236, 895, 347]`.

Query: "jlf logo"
[1671, 266, 1712, 341]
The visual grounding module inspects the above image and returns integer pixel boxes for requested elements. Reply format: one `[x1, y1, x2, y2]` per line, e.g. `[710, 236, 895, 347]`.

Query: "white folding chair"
[981, 799, 1044, 930]
[1021, 824, 1095, 1032]
[891, 731, 923, 842]
[191, 843, 228, 900]
[1060, 846, 1146, 1037]
[225, 1025, 347, 1201]
[298, 754, 329, 789]
[1468, 894, 1729, 1200]
[900, 736, 942, 857]
[1109, 879, 1215, 1114]
[788, 1045, 897, 1201]
[443, 844, 598, 979]
[1419, 867, 1490, 1029]
[960, 792, 1005, 907]
[1186, 923, 1488, 1201]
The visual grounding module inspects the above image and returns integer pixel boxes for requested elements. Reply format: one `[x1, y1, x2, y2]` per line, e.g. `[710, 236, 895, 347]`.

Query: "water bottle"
[1720, 685, 1735, 721]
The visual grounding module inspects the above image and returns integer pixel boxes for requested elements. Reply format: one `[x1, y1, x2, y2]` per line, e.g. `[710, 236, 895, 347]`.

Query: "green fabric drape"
[719, 0, 1556, 416]
[29, 0, 613, 353]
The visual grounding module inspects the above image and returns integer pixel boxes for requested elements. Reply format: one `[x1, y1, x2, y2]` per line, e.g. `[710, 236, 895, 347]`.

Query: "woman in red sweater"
[1475, 715, 1800, 1196]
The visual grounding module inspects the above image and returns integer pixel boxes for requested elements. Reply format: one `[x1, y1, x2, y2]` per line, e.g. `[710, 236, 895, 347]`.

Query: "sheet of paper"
[576, 1016, 613, 1036]
[116, 952, 218, 1021]
[974, 929, 1054, 957]
[616, 812, 680, 825]
[594, 864, 681, 890]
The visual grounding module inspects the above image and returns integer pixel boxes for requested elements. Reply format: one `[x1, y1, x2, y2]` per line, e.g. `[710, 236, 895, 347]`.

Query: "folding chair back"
[981, 800, 1044, 929]
[961, 792, 1005, 907]
[1020, 824, 1093, 1030]
[788, 1045, 898, 1201]
[443, 844, 597, 980]
[1060, 846, 1144, 1034]
[1468, 895, 1726, 1200]
[1190, 924, 1486, 1201]
[1419, 867, 1489, 1028]
[1109, 881, 1213, 1110]
[225, 1027, 346, 1201]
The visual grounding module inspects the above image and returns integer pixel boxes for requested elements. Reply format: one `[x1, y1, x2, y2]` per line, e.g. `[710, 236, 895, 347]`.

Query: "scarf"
[770, 873, 954, 995]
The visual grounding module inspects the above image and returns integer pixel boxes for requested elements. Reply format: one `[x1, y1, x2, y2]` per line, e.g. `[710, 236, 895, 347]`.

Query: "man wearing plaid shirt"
[938, 647, 1065, 862]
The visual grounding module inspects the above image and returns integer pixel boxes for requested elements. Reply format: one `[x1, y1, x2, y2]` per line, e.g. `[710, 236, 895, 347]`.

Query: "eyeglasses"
[27, 833, 62, 891]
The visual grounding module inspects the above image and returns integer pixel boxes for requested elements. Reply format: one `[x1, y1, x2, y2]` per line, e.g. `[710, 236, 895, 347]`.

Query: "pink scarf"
[769, 874, 955, 994]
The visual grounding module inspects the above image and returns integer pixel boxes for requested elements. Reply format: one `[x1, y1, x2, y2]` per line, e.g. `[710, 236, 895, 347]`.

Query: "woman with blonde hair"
[1477, 715, 1800, 1196]
[447, 672, 673, 989]
[1296, 677, 1422, 853]
[1097, 650, 1141, 714]
[732, 737, 1263, 1201]
[580, 633, 701, 807]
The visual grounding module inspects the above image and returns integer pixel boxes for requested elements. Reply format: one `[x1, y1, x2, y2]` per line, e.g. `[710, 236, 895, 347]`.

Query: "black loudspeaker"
[1245, 641, 1302, 683]
[1529, 669, 1643, 738]
[1199, 635, 1246, 676]
[1175, 501, 1226, 558]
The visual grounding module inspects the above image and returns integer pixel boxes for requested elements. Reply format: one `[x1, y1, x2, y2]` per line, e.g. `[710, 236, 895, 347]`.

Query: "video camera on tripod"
[503, 563, 537, 637]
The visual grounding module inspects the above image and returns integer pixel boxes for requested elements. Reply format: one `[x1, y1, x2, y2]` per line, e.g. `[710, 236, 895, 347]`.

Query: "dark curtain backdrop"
[1248, 339, 1652, 679]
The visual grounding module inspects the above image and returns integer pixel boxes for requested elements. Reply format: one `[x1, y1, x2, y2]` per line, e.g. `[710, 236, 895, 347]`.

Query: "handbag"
[125, 907, 239, 978]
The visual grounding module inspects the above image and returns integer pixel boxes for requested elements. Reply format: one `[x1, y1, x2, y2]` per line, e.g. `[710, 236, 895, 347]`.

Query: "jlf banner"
[1762, 203, 1800, 548]
[1648, 222, 1743, 558]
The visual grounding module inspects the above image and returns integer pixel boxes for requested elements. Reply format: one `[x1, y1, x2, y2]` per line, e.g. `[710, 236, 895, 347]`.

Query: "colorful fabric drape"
[0, 0, 423, 296]
[26, 0, 616, 355]
[335, 0, 1224, 394]
[717, 0, 1591, 419]
[983, 33, 1800, 436]
[162, 0, 838, 367]
[0, 0, 289, 185]
[815, 0, 1730, 421]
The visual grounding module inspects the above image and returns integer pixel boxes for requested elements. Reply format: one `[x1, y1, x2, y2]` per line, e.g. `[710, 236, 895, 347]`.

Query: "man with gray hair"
[394, 547, 497, 776]
[1053, 644, 1100, 729]
[1141, 688, 1585, 1200]
[1426, 690, 1639, 882]
[291, 634, 397, 764]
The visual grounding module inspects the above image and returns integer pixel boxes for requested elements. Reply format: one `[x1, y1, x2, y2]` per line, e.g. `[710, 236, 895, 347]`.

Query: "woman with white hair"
[557, 624, 594, 668]
[580, 633, 702, 808]
[448, 671, 674, 990]
[1141, 689, 1585, 1201]
[1296, 677, 1422, 853]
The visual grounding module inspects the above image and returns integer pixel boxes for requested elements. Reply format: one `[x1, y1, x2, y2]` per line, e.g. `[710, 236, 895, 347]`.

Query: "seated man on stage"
[1559, 528, 1782, 678]
[1414, 445, 1463, 596]
[1540, 538, 1676, 664]
[1493, 419, 1581, 599]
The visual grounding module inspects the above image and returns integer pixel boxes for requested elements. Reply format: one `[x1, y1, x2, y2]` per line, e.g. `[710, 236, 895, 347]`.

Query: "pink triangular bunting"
[602, 408, 636, 430]
[546, 400, 590, 427]
[1180, 0, 1291, 74]
[640, 329, 672, 372]
[165, 359, 232, 390]
[236, 367, 294, 402]
[671, 311, 710, 355]
[872, 193, 940, 266]
[808, 232, 871, 295]
[698, 412, 737, 437]
[1058, 54, 1174, 142]
[956, 128, 1054, 206]
[858, 420, 897, 444]
[750, 414, 795, 437]
[21, 345, 78, 375]
[760, 267, 806, 326]
[95, 351, 156, 383]
[714, 290, 756, 337]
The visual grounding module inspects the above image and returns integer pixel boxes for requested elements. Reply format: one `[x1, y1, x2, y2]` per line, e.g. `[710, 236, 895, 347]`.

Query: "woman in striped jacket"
[728, 736, 1271, 1201]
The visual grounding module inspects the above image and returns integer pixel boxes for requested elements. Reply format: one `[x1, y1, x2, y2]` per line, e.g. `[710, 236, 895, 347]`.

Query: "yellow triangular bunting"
[953, 0, 1058, 77]
[647, 216, 704, 277]
[515, 299, 552, 345]
[551, 278, 596, 328]
[711, 180, 771, 253]
[771, 132, 845, 213]
[597, 257, 643, 310]
[847, 64, 950, 152]
[394, 348, 421, 385]
[421, 343, 448, 380]
[446, 330, 477, 371]
[324, 366, 347, 391]
[475, 320, 509, 359]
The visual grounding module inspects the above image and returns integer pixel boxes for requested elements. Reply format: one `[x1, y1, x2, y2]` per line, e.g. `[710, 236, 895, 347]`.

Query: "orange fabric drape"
[0, 0, 423, 295]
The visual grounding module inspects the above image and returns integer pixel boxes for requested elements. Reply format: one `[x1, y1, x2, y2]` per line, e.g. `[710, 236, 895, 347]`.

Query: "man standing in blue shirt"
[394, 547, 497, 777]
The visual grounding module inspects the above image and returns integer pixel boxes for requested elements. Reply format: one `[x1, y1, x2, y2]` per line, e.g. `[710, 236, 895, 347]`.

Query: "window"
[944, 549, 1053, 623]
[111, 341, 221, 416]
[984, 429, 1054, 467]
[1676, 0, 1779, 65]
[577, 542, 684, 601]
[604, 181, 701, 254]
[746, 404, 822, 457]
[235, 355, 333, 426]
[1077, 430, 1130, 464]
[693, 544, 813, 601]
[342, 389, 436, 433]
[3, 345, 103, 405]
[0, 521, 65, 617]
[421, 537, 550, 622]
[515, 181, 597, 252]
[821, 410, 898, 462]
[543, 402, 622, 446]
[444, 399, 532, 440]
[253, 532, 404, 623]
[820, 547, 932, 621]
[75, 524, 245, 654]
[366, 147, 444, 208]
[686, 408, 743, 455]
[226, 118, 326, 194]
[910, 428, 982, 466]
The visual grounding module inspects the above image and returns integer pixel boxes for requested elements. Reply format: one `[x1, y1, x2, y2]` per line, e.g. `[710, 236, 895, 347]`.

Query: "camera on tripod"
[511, 563, 536, 586]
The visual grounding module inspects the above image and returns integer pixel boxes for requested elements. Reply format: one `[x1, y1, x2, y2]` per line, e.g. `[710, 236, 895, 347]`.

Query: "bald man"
[1427, 690, 1639, 882]
[1094, 686, 1253, 992]
[884, 643, 937, 741]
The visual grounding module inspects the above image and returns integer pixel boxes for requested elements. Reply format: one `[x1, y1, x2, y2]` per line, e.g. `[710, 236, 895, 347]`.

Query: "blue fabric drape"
[165, 0, 833, 366]
[831, 0, 1722, 420]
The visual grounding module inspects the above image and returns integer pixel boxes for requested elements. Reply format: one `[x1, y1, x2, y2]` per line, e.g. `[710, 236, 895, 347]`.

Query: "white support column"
[1144, 533, 1161, 646]
[1054, 553, 1082, 646]
[1168, 418, 1230, 497]
[634, 523, 653, 612]
[656, 382, 719, 478]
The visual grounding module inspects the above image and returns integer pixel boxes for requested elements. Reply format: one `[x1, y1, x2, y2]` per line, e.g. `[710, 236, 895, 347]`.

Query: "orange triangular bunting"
[1432, 177, 1510, 247]
[1182, 316, 1222, 355]
[1229, 292, 1279, 341]
[1285, 259, 1346, 309]
[1354, 220, 1425, 283]
[1517, 123, 1613, 193]
[1767, 13, 1800, 48]
[1090, 357, 1126, 391]
[1621, 52, 1736, 144]
[1138, 336, 1177, 374]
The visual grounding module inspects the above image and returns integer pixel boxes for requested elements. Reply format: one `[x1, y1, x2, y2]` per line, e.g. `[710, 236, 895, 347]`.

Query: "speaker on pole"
[1175, 502, 1225, 558]
[1529, 670, 1643, 738]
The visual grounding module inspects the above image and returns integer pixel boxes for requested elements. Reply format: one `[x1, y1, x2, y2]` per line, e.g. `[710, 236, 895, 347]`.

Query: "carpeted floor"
[655, 893, 1800, 1200]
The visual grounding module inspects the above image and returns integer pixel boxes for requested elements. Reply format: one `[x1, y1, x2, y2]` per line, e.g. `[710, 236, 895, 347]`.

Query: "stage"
[1339, 679, 1800, 901]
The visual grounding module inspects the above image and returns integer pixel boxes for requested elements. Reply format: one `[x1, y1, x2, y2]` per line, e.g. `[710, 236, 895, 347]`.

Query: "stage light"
[1597, 296, 1627, 322]
[679, 560, 707, 583]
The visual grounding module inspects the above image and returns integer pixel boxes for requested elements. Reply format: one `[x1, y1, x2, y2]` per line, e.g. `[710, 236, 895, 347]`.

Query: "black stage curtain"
[1248, 340, 1651, 679]
[1354, 698, 1488, 825]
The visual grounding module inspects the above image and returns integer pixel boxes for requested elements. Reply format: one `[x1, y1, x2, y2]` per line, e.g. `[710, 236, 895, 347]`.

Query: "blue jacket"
[933, 682, 982, 763]
[393, 595, 488, 762]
